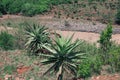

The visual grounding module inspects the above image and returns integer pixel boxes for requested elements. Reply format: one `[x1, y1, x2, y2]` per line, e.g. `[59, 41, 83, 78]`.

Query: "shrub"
[76, 40, 102, 78]
[21, 2, 49, 16]
[0, 31, 15, 50]
[0, 0, 14, 14]
[115, 9, 120, 25]
[78, 55, 102, 78]
[98, 24, 112, 51]
[78, 59, 91, 78]
[0, 12, 2, 17]
[98, 24, 112, 63]
[22, 3, 36, 16]
[8, 0, 23, 14]
[108, 44, 120, 72]
[0, 0, 74, 16]
[90, 55, 102, 74]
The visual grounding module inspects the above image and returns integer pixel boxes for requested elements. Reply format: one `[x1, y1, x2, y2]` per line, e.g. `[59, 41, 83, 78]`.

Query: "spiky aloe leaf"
[41, 35, 86, 80]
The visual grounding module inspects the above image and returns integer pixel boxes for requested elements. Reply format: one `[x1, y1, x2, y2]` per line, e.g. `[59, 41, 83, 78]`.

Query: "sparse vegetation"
[0, 0, 120, 80]
[0, 0, 119, 24]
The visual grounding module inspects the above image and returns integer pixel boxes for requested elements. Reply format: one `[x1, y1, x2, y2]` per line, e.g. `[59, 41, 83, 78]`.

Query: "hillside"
[0, 0, 120, 80]
[0, 0, 120, 24]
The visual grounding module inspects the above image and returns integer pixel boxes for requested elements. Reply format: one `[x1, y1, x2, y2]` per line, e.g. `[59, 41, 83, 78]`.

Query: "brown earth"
[17, 66, 31, 74]
[91, 74, 120, 80]
[56, 30, 120, 44]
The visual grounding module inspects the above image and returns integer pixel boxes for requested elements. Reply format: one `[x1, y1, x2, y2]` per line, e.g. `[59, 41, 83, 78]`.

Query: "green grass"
[0, 31, 15, 50]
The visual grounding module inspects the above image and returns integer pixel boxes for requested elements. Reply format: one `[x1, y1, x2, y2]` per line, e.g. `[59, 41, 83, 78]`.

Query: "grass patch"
[0, 31, 15, 50]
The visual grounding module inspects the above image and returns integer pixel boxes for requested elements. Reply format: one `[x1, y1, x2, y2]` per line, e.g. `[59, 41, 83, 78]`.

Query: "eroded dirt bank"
[0, 15, 120, 44]
[56, 30, 120, 44]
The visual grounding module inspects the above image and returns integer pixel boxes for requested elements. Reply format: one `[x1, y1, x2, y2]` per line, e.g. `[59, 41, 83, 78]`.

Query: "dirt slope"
[56, 30, 120, 44]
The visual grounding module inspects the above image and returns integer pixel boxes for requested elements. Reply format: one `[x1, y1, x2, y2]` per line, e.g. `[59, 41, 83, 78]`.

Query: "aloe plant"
[41, 35, 86, 80]
[25, 24, 51, 55]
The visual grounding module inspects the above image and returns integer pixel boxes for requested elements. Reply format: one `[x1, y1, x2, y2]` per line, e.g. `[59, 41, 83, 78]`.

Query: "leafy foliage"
[77, 42, 102, 78]
[115, 9, 120, 25]
[0, 0, 72, 16]
[107, 44, 120, 72]
[0, 31, 15, 50]
[98, 24, 112, 63]
[21, 2, 49, 16]
[25, 24, 51, 55]
[0, 0, 14, 14]
[78, 59, 91, 78]
[41, 35, 86, 80]
[8, 0, 23, 14]
[0, 12, 2, 17]
[98, 24, 112, 51]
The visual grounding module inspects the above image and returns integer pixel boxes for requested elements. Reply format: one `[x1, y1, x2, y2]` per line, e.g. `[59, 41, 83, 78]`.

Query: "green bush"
[0, 12, 2, 17]
[76, 40, 102, 78]
[0, 31, 15, 50]
[98, 24, 112, 51]
[0, 0, 73, 16]
[0, 0, 14, 14]
[98, 24, 112, 63]
[8, 0, 23, 14]
[115, 9, 120, 25]
[78, 60, 91, 78]
[22, 3, 49, 16]
[77, 55, 102, 78]
[90, 55, 102, 74]
[0, 0, 50, 16]
[22, 3, 36, 16]
[108, 44, 120, 72]
[0, 3, 3, 14]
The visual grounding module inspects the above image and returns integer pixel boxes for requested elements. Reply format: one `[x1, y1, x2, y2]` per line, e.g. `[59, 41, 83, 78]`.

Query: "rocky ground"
[1, 15, 120, 34]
